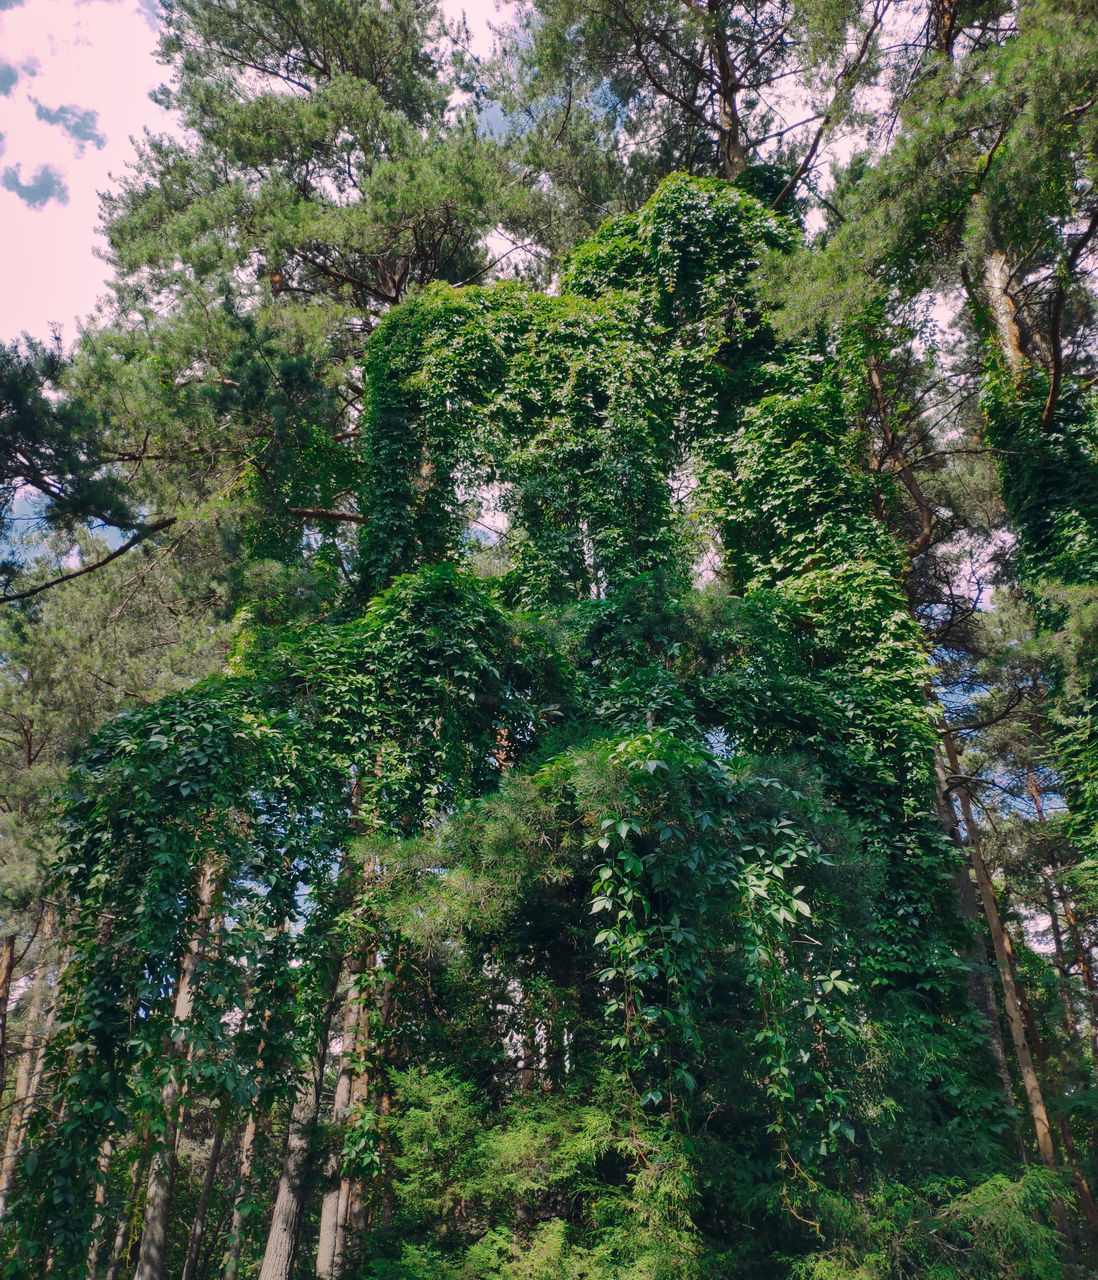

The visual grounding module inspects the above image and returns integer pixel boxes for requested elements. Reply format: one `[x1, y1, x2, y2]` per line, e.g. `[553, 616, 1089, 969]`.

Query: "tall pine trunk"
[256, 1050, 327, 1280]
[0, 948, 57, 1220]
[257, 957, 342, 1280]
[222, 1112, 257, 1280]
[941, 728, 1058, 1168]
[133, 856, 220, 1280]
[1057, 888, 1098, 1063]
[103, 1149, 146, 1280]
[181, 1120, 224, 1280]
[932, 754, 1015, 1109]
[316, 964, 365, 1280]
[84, 1135, 114, 1278]
[0, 933, 16, 1098]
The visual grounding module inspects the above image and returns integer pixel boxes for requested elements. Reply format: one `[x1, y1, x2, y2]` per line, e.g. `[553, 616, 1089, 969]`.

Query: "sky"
[0, 0, 502, 346]
[0, 0, 173, 343]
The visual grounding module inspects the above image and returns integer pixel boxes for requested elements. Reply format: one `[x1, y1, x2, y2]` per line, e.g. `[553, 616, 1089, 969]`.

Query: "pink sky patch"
[0, 0, 503, 344]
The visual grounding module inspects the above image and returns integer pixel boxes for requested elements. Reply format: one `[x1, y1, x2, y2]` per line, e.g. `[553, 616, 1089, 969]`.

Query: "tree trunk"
[181, 1121, 224, 1280]
[133, 856, 220, 1280]
[707, 0, 746, 179]
[1043, 877, 1080, 1043]
[0, 953, 56, 1220]
[316, 967, 365, 1280]
[223, 916, 288, 1280]
[103, 1150, 145, 1280]
[932, 755, 1015, 1108]
[257, 952, 343, 1280]
[84, 1135, 114, 1278]
[983, 252, 1029, 374]
[1029, 772, 1097, 1061]
[222, 1112, 256, 1280]
[940, 731, 1059, 1171]
[0, 933, 16, 1097]
[256, 1049, 328, 1280]
[1058, 888, 1098, 1064]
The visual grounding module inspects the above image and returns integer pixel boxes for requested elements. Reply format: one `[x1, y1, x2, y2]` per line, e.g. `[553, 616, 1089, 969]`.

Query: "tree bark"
[84, 1135, 114, 1278]
[133, 856, 220, 1280]
[1058, 888, 1098, 1064]
[939, 731, 1065, 1181]
[222, 1112, 257, 1280]
[316, 967, 365, 1280]
[707, 0, 747, 179]
[0, 951, 56, 1220]
[1043, 876, 1080, 1044]
[256, 1048, 328, 1280]
[983, 252, 1030, 374]
[103, 1150, 145, 1280]
[181, 1121, 224, 1280]
[0, 933, 16, 1098]
[1029, 773, 1097, 1061]
[257, 951, 343, 1280]
[932, 754, 1015, 1109]
[223, 916, 289, 1280]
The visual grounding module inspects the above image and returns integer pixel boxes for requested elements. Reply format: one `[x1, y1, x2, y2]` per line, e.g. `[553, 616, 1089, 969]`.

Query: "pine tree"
[2, 0, 1096, 1274]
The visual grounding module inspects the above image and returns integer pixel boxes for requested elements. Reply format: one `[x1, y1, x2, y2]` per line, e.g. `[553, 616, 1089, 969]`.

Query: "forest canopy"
[1, 0, 1097, 1277]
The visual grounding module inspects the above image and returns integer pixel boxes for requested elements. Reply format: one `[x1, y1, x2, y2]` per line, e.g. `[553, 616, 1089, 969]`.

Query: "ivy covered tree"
[1, 0, 1097, 1275]
[1, 167, 1073, 1280]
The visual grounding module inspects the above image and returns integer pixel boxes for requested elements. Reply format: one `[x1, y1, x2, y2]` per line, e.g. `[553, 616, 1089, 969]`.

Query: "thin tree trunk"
[85, 1135, 114, 1278]
[1029, 773, 1097, 1060]
[866, 349, 935, 556]
[376, 1086, 394, 1234]
[932, 755, 1015, 1108]
[0, 954, 57, 1220]
[256, 1049, 328, 1280]
[318, 806, 381, 1278]
[222, 1112, 256, 1280]
[257, 952, 343, 1280]
[223, 914, 289, 1280]
[1058, 888, 1098, 1063]
[1043, 876, 1079, 1043]
[316, 966, 365, 1280]
[103, 1150, 145, 1280]
[940, 731, 1059, 1172]
[998, 881, 1050, 1069]
[0, 933, 16, 1097]
[134, 856, 220, 1280]
[368, 969, 401, 1239]
[0, 1013, 37, 1221]
[1052, 1108, 1098, 1230]
[181, 1121, 224, 1280]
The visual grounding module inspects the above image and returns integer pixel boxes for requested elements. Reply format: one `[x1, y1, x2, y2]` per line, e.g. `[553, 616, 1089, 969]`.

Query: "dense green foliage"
[1, 0, 1097, 1275]
[2, 172, 1033, 1280]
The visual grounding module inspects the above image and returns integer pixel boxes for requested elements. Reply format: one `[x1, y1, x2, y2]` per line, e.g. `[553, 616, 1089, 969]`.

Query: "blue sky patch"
[31, 99, 106, 153]
[2, 162, 69, 208]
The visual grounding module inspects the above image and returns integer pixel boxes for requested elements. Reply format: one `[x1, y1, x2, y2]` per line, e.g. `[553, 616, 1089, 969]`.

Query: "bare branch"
[0, 518, 179, 605]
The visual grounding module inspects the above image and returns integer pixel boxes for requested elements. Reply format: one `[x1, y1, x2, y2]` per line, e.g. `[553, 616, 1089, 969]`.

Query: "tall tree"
[3, 0, 1097, 1273]
[4, 171, 1055, 1280]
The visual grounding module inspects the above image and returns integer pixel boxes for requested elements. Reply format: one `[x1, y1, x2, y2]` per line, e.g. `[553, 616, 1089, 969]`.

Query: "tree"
[0, 338, 155, 601]
[3, 172, 1044, 1280]
[491, 0, 897, 231]
[3, 0, 1097, 1272]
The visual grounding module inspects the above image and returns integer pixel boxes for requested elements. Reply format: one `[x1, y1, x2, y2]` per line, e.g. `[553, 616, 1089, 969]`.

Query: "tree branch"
[1039, 201, 1098, 433]
[772, 0, 891, 209]
[288, 507, 369, 524]
[0, 518, 178, 605]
